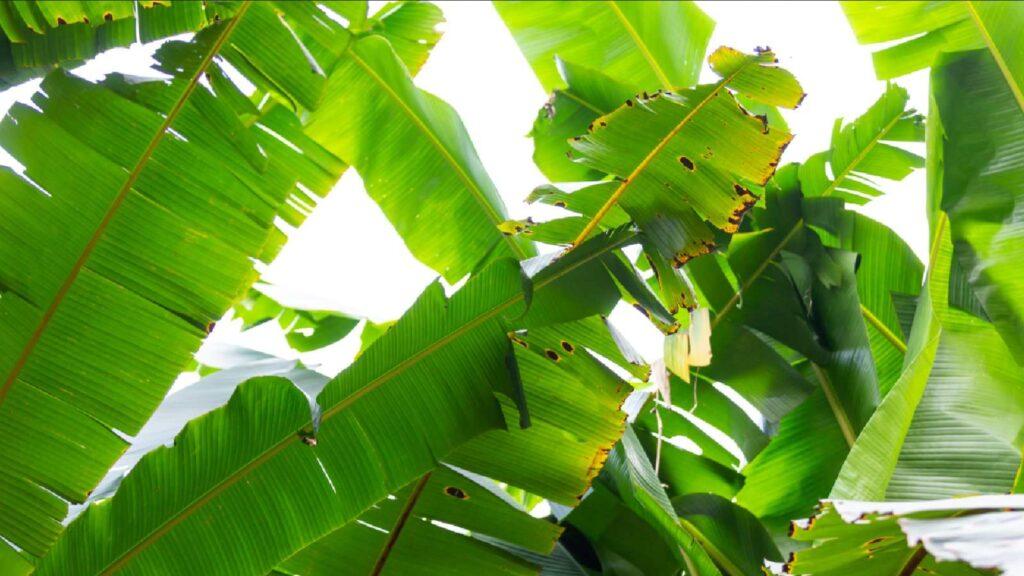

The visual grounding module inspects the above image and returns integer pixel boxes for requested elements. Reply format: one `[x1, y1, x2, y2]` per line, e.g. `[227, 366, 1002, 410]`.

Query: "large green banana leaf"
[277, 317, 633, 574]
[495, 0, 714, 182]
[37, 226, 638, 575]
[0, 10, 350, 563]
[0, 1, 478, 565]
[37, 259, 524, 575]
[78, 313, 633, 575]
[788, 496, 1024, 575]
[934, 44, 1024, 364]
[829, 215, 1022, 503]
[534, 46, 799, 267]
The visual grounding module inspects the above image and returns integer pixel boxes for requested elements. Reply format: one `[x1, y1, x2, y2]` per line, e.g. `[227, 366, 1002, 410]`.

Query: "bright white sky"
[0, 1, 930, 379]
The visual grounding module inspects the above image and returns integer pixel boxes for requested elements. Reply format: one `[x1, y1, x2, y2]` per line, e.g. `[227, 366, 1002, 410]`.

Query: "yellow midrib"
[965, 0, 1024, 116]
[346, 48, 528, 261]
[92, 229, 631, 574]
[569, 58, 756, 248]
[605, 0, 672, 90]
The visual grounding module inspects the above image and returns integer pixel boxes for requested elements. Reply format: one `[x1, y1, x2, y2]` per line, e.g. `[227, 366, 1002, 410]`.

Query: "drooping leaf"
[305, 35, 533, 282]
[802, 197, 925, 394]
[279, 316, 635, 574]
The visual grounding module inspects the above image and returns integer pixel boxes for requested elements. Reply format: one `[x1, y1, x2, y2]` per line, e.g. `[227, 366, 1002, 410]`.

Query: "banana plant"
[9, 0, 1024, 574]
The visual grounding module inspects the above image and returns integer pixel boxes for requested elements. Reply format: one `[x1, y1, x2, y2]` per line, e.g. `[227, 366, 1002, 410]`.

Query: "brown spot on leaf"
[633, 304, 650, 318]
[625, 99, 633, 107]
[56, 17, 67, 26]
[544, 349, 560, 362]
[560, 340, 575, 353]
[444, 486, 469, 499]
[755, 114, 769, 134]
[553, 200, 567, 208]
[679, 156, 695, 171]
[672, 239, 715, 267]
[103, 12, 114, 21]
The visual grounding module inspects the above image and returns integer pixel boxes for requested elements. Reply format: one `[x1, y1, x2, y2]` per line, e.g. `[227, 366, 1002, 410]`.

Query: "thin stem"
[370, 472, 433, 576]
[810, 363, 857, 448]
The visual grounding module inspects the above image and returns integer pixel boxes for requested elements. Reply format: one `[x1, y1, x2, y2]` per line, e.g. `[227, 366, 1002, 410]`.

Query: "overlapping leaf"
[38, 260, 526, 575]
[40, 223, 642, 575]
[494, 1, 713, 94]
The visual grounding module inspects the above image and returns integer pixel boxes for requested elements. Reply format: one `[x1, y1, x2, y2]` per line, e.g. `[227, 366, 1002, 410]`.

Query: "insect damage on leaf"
[444, 486, 469, 500]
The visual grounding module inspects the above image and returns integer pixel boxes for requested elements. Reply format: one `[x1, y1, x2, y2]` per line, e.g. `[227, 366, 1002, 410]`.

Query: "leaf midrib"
[346, 47, 528, 262]
[965, 0, 1024, 116]
[819, 105, 905, 199]
[605, 0, 672, 90]
[90, 232, 633, 575]
[0, 3, 253, 408]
